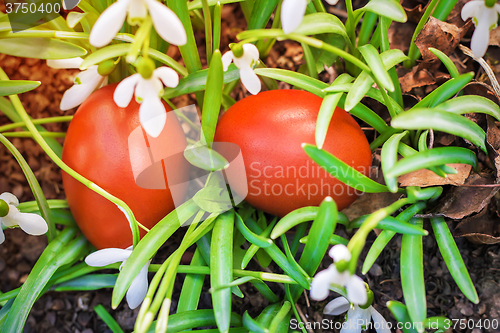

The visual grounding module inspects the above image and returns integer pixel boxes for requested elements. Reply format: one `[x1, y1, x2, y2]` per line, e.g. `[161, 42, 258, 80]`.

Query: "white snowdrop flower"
[222, 44, 261, 95]
[462, 0, 500, 57]
[324, 296, 390, 333]
[89, 0, 187, 48]
[0, 192, 48, 244]
[113, 66, 179, 137]
[281, 0, 340, 34]
[310, 244, 367, 305]
[47, 57, 107, 111]
[85, 246, 150, 309]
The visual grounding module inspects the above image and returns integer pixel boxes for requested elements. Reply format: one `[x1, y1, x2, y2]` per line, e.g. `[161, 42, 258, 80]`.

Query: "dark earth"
[1, 0, 500, 332]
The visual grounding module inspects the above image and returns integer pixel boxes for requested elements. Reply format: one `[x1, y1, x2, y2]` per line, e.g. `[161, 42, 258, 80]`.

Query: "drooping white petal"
[369, 306, 391, 333]
[310, 264, 337, 300]
[221, 51, 234, 71]
[114, 74, 141, 108]
[154, 67, 179, 88]
[89, 0, 131, 48]
[324, 296, 351, 316]
[0, 192, 19, 207]
[0, 205, 21, 227]
[241, 43, 260, 64]
[126, 261, 150, 309]
[495, 3, 500, 15]
[329, 244, 351, 262]
[144, 0, 187, 46]
[340, 307, 363, 333]
[46, 57, 84, 69]
[461, 0, 482, 21]
[127, 0, 148, 22]
[14, 211, 48, 236]
[471, 9, 494, 57]
[60, 68, 105, 110]
[238, 66, 261, 95]
[85, 248, 132, 267]
[345, 275, 367, 305]
[139, 95, 167, 137]
[325, 0, 339, 5]
[135, 76, 163, 101]
[0, 228, 4, 244]
[281, 0, 308, 34]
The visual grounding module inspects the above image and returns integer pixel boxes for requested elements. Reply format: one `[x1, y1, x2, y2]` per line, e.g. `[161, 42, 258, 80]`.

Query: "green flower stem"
[18, 199, 68, 212]
[379, 17, 404, 108]
[237, 30, 371, 73]
[127, 17, 153, 64]
[0, 116, 73, 133]
[311, 0, 326, 13]
[344, 0, 357, 46]
[0, 68, 142, 247]
[1, 131, 65, 138]
[347, 198, 410, 274]
[0, 30, 134, 43]
[432, 0, 459, 20]
[202, 0, 213, 64]
[358, 12, 378, 47]
[406, 0, 440, 67]
[94, 304, 125, 333]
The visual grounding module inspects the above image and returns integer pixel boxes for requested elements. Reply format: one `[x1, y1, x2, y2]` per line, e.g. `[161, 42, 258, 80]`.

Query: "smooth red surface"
[214, 90, 372, 217]
[62, 84, 189, 249]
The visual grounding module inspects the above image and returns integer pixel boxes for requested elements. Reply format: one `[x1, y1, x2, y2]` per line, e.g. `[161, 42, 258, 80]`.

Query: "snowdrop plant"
[324, 296, 390, 333]
[113, 57, 179, 137]
[47, 57, 109, 110]
[85, 247, 151, 309]
[89, 0, 187, 48]
[0, 192, 48, 244]
[310, 244, 367, 305]
[222, 43, 261, 95]
[461, 0, 500, 57]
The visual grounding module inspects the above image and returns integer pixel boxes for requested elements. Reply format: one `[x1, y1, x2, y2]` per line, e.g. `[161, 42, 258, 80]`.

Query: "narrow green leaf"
[381, 131, 408, 193]
[294, 13, 349, 42]
[235, 213, 273, 248]
[387, 147, 477, 178]
[391, 109, 487, 153]
[360, 0, 407, 22]
[143, 310, 242, 333]
[358, 44, 394, 91]
[316, 74, 353, 149]
[243, 311, 267, 333]
[430, 217, 479, 303]
[211, 211, 234, 333]
[253, 67, 327, 97]
[53, 274, 117, 291]
[386, 301, 419, 333]
[0, 38, 87, 59]
[437, 95, 500, 122]
[248, 0, 279, 30]
[187, 0, 243, 10]
[350, 215, 428, 235]
[301, 42, 318, 79]
[94, 304, 124, 333]
[429, 48, 460, 78]
[401, 218, 426, 324]
[303, 144, 393, 193]
[412, 73, 474, 109]
[0, 80, 40, 97]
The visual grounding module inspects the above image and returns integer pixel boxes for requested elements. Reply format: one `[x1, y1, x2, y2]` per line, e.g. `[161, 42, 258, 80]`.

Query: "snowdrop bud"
[97, 59, 117, 76]
[137, 57, 155, 79]
[0, 200, 8, 217]
[359, 288, 374, 309]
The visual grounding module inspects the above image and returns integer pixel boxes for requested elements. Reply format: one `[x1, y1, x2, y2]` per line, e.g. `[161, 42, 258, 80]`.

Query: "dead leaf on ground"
[487, 116, 500, 180]
[428, 173, 499, 219]
[454, 204, 500, 244]
[402, 2, 426, 24]
[399, 66, 436, 93]
[489, 27, 500, 47]
[415, 17, 472, 62]
[463, 81, 500, 105]
[398, 163, 472, 187]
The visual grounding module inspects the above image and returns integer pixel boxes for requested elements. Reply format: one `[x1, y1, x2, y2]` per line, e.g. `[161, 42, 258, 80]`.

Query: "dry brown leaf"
[428, 173, 499, 219]
[398, 163, 472, 187]
[487, 116, 500, 180]
[399, 66, 436, 93]
[454, 205, 500, 244]
[415, 17, 472, 62]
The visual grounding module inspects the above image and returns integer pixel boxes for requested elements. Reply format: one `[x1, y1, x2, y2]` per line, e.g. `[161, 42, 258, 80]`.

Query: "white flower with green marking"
[222, 43, 261, 95]
[310, 244, 367, 305]
[47, 57, 107, 111]
[324, 296, 390, 333]
[85, 246, 150, 309]
[89, 0, 187, 48]
[281, 0, 339, 34]
[462, 0, 500, 57]
[0, 192, 48, 244]
[113, 64, 179, 138]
